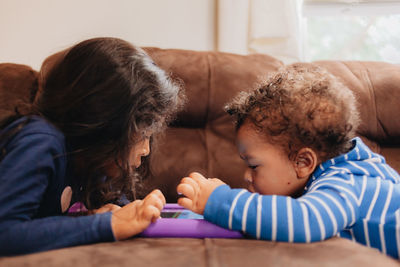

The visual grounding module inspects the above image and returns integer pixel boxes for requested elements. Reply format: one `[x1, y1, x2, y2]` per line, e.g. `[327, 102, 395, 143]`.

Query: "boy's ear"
[293, 148, 318, 180]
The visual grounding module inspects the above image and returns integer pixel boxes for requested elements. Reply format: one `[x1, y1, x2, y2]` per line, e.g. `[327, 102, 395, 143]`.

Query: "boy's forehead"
[236, 140, 247, 154]
[236, 124, 261, 153]
[236, 122, 262, 141]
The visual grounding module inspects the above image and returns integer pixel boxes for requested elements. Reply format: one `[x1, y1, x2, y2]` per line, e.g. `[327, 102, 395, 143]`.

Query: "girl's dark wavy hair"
[225, 63, 360, 162]
[1, 37, 184, 209]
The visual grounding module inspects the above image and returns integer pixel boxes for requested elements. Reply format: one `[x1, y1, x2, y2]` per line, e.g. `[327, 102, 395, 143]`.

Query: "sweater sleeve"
[0, 132, 114, 256]
[203, 183, 360, 242]
[0, 212, 114, 255]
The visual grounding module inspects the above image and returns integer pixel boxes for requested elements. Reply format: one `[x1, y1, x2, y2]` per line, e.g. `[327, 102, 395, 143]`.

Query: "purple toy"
[140, 203, 243, 238]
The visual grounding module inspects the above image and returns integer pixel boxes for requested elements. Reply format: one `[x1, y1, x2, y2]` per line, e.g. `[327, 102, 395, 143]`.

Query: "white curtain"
[217, 0, 305, 64]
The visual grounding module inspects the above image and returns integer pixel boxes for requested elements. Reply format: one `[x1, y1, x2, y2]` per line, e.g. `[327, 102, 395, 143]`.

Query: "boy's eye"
[249, 165, 258, 170]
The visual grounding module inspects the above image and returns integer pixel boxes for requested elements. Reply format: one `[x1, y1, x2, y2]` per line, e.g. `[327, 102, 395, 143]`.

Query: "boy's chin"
[247, 185, 256, 193]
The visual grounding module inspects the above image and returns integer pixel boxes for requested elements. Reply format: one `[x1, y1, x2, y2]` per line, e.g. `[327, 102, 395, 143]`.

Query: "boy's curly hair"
[225, 63, 360, 162]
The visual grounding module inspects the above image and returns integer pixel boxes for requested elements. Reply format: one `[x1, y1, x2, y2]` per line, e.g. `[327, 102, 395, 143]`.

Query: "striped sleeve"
[203, 183, 360, 242]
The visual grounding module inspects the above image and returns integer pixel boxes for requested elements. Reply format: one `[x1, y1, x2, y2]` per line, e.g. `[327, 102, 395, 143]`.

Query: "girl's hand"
[176, 172, 225, 215]
[89, 203, 121, 214]
[111, 189, 166, 240]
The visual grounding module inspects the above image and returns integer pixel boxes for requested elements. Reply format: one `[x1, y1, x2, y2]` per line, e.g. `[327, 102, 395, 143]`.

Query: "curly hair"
[33, 37, 185, 208]
[225, 63, 360, 162]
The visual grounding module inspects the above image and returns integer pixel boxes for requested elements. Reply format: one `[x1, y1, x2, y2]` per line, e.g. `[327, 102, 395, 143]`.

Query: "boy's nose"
[244, 169, 252, 183]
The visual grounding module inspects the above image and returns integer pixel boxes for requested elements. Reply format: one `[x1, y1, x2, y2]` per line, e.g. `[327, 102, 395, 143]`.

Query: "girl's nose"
[142, 139, 150, 157]
[244, 169, 252, 183]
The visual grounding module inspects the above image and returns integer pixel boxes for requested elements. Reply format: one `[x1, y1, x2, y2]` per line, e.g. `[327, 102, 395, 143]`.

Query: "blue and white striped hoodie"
[204, 137, 400, 258]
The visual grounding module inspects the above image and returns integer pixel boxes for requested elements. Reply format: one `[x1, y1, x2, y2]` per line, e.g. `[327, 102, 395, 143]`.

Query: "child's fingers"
[177, 183, 195, 200]
[180, 177, 199, 192]
[148, 189, 166, 207]
[143, 205, 161, 223]
[177, 197, 193, 210]
[149, 189, 166, 206]
[189, 172, 207, 182]
[134, 199, 143, 206]
[143, 192, 164, 211]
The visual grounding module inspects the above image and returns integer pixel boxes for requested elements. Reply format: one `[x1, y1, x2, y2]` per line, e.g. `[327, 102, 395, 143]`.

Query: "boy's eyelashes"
[248, 165, 258, 170]
[239, 154, 259, 169]
[239, 156, 258, 169]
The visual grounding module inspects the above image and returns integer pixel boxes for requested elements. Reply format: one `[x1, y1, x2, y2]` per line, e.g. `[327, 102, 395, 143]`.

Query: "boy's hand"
[111, 189, 166, 240]
[176, 172, 225, 215]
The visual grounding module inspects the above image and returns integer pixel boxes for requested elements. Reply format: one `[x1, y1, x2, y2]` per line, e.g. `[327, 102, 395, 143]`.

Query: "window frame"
[301, 1, 400, 63]
[303, 1, 400, 17]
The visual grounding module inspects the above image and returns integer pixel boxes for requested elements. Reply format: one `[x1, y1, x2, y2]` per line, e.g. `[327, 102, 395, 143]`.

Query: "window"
[303, 0, 400, 63]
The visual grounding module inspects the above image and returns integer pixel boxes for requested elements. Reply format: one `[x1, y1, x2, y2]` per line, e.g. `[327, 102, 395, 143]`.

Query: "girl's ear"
[294, 148, 318, 180]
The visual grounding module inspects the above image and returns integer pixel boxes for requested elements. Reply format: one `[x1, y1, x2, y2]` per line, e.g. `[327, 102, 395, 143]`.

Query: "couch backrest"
[0, 63, 38, 123]
[1, 49, 400, 202]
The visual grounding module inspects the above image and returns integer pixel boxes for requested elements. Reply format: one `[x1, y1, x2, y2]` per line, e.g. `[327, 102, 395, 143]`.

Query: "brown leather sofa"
[1, 48, 400, 266]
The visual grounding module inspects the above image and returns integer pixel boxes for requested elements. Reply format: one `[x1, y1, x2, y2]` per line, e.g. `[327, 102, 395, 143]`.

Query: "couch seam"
[363, 62, 388, 141]
[204, 238, 219, 267]
[205, 53, 212, 176]
[342, 61, 378, 139]
[361, 63, 379, 139]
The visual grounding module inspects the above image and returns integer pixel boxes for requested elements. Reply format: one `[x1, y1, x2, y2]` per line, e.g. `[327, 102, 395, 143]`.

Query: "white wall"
[0, 0, 216, 70]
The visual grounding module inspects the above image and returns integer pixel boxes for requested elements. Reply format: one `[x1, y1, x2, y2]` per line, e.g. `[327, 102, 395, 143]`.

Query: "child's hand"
[176, 172, 225, 215]
[111, 189, 166, 240]
[89, 203, 121, 214]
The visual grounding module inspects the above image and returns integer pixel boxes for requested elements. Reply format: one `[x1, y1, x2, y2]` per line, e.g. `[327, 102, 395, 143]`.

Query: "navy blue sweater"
[0, 116, 114, 255]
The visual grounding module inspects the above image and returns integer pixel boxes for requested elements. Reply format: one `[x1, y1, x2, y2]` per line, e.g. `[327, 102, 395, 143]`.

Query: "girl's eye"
[249, 165, 258, 170]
